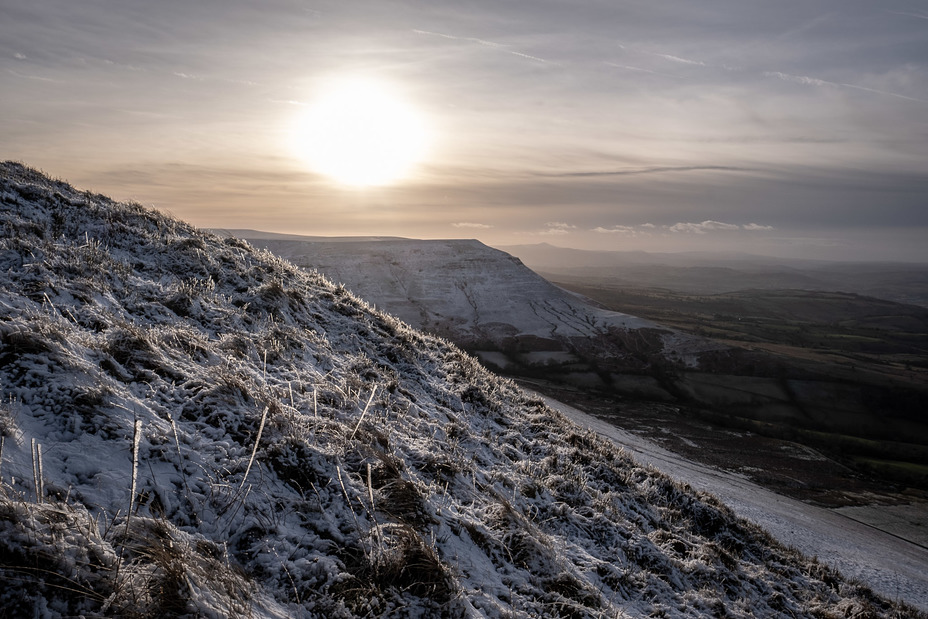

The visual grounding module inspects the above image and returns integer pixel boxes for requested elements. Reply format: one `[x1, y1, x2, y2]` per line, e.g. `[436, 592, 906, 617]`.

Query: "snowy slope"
[226, 235, 656, 338]
[546, 396, 928, 612]
[0, 162, 922, 617]
[231, 233, 729, 391]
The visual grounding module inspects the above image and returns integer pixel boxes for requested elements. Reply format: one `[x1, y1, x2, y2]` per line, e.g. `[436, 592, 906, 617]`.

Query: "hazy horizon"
[3, 0, 927, 261]
[221, 228, 928, 265]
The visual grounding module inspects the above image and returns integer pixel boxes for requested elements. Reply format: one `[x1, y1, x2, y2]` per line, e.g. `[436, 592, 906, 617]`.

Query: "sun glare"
[294, 78, 428, 187]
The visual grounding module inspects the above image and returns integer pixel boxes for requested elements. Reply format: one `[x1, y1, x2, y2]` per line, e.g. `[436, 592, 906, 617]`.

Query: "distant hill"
[236, 234, 735, 386]
[1, 161, 922, 616]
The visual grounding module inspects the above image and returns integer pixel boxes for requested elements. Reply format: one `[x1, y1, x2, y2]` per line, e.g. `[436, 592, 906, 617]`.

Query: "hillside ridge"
[0, 161, 920, 617]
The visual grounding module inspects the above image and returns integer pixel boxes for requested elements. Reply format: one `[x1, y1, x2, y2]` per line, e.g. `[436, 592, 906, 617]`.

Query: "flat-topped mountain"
[230, 232, 728, 387]
[232, 233, 658, 338]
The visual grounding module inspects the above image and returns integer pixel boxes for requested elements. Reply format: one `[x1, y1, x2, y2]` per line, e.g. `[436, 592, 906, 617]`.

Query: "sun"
[294, 78, 429, 187]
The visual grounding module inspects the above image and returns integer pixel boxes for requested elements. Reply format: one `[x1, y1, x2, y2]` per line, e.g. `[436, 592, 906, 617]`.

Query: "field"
[535, 277, 928, 501]
[546, 283, 928, 382]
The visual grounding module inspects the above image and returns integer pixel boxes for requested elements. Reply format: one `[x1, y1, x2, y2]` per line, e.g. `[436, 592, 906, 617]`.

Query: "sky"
[2, 0, 927, 261]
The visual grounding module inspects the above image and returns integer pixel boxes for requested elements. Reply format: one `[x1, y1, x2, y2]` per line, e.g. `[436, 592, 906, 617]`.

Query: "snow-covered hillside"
[0, 162, 921, 617]
[228, 233, 658, 340]
[230, 232, 728, 395]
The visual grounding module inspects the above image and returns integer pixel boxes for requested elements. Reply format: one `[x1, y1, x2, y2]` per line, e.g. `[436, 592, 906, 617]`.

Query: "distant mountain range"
[499, 242, 928, 307]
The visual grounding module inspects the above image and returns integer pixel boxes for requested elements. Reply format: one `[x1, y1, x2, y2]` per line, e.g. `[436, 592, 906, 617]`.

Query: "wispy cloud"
[13, 53, 26, 60]
[765, 71, 928, 104]
[593, 226, 635, 234]
[536, 165, 750, 179]
[670, 221, 739, 234]
[593, 225, 636, 234]
[452, 222, 493, 229]
[413, 29, 557, 65]
[653, 53, 705, 67]
[603, 62, 683, 79]
[413, 28, 503, 49]
[539, 221, 576, 235]
[670, 220, 774, 234]
[765, 71, 829, 88]
[885, 10, 928, 21]
[592, 224, 653, 237]
[6, 68, 62, 83]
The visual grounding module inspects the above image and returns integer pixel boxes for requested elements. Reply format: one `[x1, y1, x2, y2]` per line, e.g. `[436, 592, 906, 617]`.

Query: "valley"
[540, 283, 928, 386]
[539, 276, 928, 495]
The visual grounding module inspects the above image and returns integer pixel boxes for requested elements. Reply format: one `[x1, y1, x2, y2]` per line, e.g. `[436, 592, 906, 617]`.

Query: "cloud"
[540, 221, 576, 235]
[535, 165, 751, 179]
[452, 222, 493, 229]
[604, 62, 684, 79]
[669, 220, 775, 234]
[592, 224, 653, 237]
[886, 10, 928, 21]
[669, 220, 741, 234]
[765, 71, 928, 104]
[14, 53, 26, 60]
[654, 53, 705, 67]
[764, 71, 829, 88]
[593, 225, 636, 234]
[413, 29, 556, 65]
[6, 68, 62, 83]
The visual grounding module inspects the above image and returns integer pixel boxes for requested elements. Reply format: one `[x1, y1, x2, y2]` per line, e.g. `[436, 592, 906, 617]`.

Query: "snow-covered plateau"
[0, 161, 924, 617]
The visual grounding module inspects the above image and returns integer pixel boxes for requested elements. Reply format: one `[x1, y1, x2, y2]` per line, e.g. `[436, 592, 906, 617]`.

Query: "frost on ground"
[0, 161, 921, 617]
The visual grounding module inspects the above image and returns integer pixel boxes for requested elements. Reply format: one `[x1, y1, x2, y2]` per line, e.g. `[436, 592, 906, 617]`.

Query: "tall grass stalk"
[350, 385, 378, 441]
[31, 438, 43, 504]
[36, 443, 44, 504]
[240, 406, 269, 490]
[169, 414, 193, 508]
[113, 419, 142, 592]
[336, 465, 363, 541]
[126, 418, 142, 535]
[367, 462, 384, 558]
